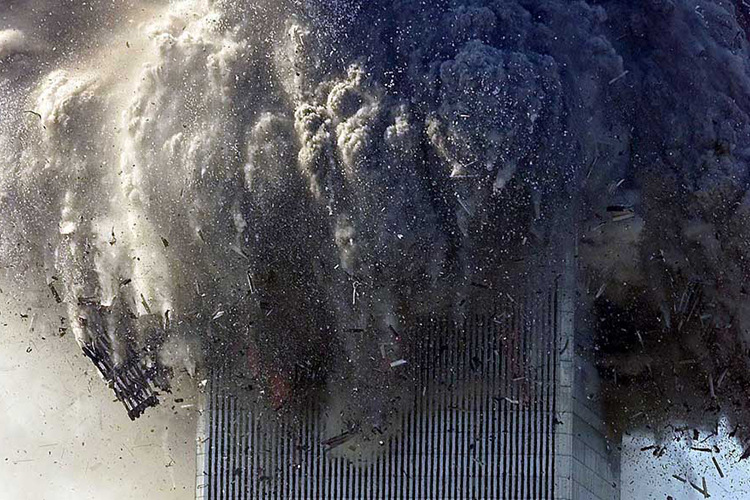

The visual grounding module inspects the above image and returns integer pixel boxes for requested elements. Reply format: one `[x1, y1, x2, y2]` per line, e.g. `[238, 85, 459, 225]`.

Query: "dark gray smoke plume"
[2, 0, 750, 446]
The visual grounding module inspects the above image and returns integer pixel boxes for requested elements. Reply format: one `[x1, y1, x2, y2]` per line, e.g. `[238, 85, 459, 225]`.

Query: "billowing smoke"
[2, 0, 750, 448]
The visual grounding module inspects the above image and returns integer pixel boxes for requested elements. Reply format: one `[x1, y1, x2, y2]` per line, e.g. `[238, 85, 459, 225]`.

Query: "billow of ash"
[2, 0, 750, 452]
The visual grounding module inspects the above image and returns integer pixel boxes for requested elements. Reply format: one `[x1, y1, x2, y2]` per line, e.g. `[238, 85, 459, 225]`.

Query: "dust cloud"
[3, 1, 750, 493]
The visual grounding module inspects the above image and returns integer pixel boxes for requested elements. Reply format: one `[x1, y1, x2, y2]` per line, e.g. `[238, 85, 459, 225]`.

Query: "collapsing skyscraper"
[195, 231, 622, 499]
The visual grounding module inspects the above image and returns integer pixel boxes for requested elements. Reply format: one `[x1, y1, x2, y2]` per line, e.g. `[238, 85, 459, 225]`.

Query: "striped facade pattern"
[197, 288, 560, 499]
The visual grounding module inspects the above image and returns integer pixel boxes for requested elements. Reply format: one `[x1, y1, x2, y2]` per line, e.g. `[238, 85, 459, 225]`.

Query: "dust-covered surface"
[3, 0, 750, 495]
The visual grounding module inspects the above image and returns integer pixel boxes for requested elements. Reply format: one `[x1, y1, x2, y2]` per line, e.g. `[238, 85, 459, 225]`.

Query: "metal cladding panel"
[198, 290, 560, 499]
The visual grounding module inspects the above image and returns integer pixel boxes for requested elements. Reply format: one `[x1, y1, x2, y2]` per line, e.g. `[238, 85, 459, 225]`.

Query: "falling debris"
[559, 339, 569, 355]
[635, 330, 644, 348]
[608, 70, 629, 85]
[703, 477, 710, 498]
[688, 477, 710, 498]
[711, 456, 724, 478]
[321, 431, 355, 450]
[48, 282, 62, 303]
[607, 178, 625, 194]
[612, 212, 635, 222]
[229, 245, 248, 260]
[717, 368, 729, 388]
[387, 325, 400, 339]
[3, 3, 750, 488]
[80, 333, 166, 420]
[456, 194, 473, 216]
[584, 154, 599, 181]
[140, 294, 151, 314]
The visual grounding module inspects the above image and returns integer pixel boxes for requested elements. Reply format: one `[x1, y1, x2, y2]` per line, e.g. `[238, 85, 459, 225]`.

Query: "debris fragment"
[689, 478, 710, 498]
[140, 294, 152, 314]
[456, 194, 473, 216]
[612, 212, 635, 222]
[712, 456, 724, 478]
[678, 359, 698, 365]
[584, 154, 599, 180]
[212, 310, 225, 320]
[559, 339, 569, 355]
[81, 336, 162, 420]
[388, 325, 400, 339]
[321, 431, 354, 450]
[717, 368, 728, 388]
[48, 282, 62, 303]
[229, 245, 248, 260]
[160, 236, 169, 248]
[607, 178, 625, 194]
[390, 359, 407, 368]
[608, 70, 629, 85]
